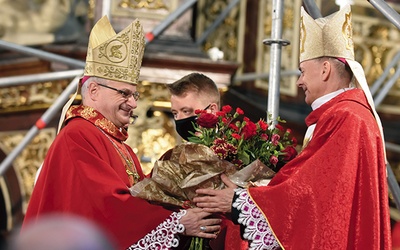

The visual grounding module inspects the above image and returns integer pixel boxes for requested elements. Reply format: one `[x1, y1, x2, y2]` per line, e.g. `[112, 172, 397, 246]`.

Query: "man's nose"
[175, 113, 185, 120]
[126, 96, 137, 108]
[295, 76, 302, 87]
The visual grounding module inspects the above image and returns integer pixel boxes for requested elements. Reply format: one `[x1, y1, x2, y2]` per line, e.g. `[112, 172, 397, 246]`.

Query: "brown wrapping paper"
[129, 143, 275, 208]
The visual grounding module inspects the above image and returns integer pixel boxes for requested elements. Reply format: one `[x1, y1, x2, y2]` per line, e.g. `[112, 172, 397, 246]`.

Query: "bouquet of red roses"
[129, 105, 298, 208]
[188, 105, 298, 174]
[130, 105, 298, 249]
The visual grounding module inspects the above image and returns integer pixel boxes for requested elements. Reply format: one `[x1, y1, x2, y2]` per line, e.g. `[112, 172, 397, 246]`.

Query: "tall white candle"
[101, 0, 112, 21]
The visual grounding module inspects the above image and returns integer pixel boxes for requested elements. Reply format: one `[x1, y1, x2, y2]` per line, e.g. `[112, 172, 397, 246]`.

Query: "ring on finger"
[200, 226, 206, 232]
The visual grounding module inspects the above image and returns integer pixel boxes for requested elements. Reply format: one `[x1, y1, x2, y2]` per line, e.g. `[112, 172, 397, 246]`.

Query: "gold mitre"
[84, 16, 145, 85]
[299, 4, 354, 63]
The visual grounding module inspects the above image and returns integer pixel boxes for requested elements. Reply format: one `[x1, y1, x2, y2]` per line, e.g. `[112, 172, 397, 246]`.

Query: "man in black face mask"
[167, 73, 249, 249]
[167, 73, 220, 141]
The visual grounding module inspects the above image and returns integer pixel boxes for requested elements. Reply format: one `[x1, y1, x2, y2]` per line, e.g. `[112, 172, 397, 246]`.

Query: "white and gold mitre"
[84, 16, 145, 85]
[299, 4, 354, 63]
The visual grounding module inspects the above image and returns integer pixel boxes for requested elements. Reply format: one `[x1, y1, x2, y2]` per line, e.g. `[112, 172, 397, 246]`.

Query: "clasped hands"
[180, 174, 237, 238]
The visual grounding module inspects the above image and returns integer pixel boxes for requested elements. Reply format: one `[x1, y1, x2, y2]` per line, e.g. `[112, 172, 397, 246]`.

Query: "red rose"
[260, 133, 269, 141]
[271, 134, 280, 146]
[282, 146, 297, 161]
[242, 119, 257, 139]
[216, 111, 226, 117]
[269, 155, 278, 165]
[275, 124, 284, 132]
[236, 107, 244, 115]
[229, 123, 240, 132]
[197, 113, 218, 128]
[222, 105, 232, 113]
[257, 120, 268, 131]
[232, 133, 242, 140]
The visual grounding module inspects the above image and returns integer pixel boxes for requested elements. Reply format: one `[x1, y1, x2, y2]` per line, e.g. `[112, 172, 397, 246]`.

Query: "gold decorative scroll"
[0, 128, 56, 212]
[119, 0, 168, 10]
[0, 81, 69, 114]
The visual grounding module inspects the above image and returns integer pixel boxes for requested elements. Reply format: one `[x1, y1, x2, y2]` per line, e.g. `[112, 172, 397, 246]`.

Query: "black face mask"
[174, 115, 197, 141]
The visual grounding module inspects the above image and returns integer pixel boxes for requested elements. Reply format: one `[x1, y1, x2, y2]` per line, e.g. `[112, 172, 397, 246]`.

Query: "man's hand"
[193, 174, 237, 213]
[180, 208, 221, 238]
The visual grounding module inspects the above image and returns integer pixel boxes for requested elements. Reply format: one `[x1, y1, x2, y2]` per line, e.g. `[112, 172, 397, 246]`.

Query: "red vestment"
[208, 214, 248, 250]
[23, 105, 174, 249]
[248, 89, 391, 249]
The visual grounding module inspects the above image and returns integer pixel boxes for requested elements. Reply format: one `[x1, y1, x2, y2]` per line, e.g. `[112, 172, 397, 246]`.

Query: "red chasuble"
[248, 89, 391, 249]
[23, 105, 174, 249]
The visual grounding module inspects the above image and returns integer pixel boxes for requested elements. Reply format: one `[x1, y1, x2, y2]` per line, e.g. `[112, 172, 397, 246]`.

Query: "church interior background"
[1, 0, 400, 246]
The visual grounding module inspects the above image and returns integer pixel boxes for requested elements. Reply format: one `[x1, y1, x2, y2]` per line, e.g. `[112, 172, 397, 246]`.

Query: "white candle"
[101, 0, 112, 21]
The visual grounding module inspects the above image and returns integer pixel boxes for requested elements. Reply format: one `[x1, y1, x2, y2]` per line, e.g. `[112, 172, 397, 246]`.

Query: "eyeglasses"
[98, 83, 140, 101]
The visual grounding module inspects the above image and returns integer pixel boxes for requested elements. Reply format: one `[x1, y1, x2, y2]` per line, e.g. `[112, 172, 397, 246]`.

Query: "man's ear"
[321, 60, 331, 81]
[87, 81, 100, 100]
[209, 103, 219, 114]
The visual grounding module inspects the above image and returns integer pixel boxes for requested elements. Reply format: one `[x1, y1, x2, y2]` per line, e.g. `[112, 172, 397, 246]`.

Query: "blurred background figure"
[7, 213, 116, 250]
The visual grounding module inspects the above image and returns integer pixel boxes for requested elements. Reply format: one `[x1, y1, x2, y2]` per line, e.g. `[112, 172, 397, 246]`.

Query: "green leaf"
[238, 151, 250, 165]
[189, 237, 203, 250]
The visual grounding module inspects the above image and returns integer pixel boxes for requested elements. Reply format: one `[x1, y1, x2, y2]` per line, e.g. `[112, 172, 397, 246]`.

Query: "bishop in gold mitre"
[24, 14, 206, 250]
[58, 16, 145, 132]
[237, 5, 391, 250]
[299, 4, 385, 157]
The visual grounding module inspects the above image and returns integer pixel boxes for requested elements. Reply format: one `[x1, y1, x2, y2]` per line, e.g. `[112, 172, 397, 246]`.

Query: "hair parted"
[167, 73, 220, 107]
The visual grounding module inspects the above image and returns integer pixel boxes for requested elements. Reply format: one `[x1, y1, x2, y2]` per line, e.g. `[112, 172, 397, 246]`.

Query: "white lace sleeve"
[233, 189, 280, 250]
[127, 210, 186, 250]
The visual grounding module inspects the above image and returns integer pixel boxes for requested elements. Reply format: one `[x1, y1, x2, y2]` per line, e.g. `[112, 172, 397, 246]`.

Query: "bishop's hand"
[193, 174, 237, 213]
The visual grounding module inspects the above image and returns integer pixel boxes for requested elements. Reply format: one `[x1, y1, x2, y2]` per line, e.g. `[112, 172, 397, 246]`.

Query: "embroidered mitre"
[84, 16, 145, 85]
[300, 5, 354, 63]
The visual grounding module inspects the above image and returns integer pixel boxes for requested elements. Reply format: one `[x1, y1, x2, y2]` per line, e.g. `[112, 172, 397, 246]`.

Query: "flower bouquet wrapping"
[129, 105, 298, 208]
[129, 105, 297, 249]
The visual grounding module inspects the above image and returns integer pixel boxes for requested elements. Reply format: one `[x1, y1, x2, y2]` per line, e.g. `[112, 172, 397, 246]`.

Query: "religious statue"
[0, 0, 87, 45]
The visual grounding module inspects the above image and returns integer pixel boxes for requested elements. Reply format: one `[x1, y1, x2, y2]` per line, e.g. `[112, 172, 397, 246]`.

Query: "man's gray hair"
[81, 76, 109, 100]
